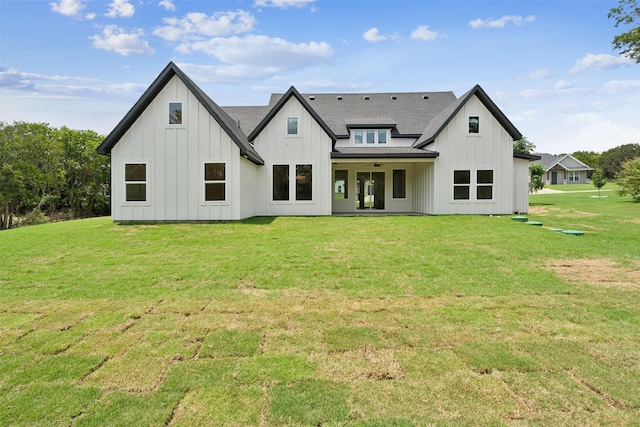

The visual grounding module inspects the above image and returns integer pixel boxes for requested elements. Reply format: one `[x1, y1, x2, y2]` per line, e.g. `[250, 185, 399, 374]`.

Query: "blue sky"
[1, 0, 638, 154]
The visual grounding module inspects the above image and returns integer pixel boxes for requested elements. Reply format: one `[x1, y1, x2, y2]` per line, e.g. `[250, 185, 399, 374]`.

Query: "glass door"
[356, 171, 385, 210]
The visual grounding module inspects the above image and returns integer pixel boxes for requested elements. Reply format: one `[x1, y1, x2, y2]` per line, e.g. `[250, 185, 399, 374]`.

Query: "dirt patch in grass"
[529, 206, 597, 218]
[547, 258, 640, 289]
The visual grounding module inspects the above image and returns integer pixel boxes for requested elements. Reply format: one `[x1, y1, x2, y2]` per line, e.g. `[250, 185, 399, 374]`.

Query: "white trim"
[123, 161, 150, 205]
[202, 161, 227, 204]
[168, 101, 184, 126]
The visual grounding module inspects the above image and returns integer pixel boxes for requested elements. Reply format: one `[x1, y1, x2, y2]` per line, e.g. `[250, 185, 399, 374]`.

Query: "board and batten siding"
[513, 158, 530, 214]
[251, 96, 333, 216]
[111, 75, 252, 221]
[429, 95, 516, 215]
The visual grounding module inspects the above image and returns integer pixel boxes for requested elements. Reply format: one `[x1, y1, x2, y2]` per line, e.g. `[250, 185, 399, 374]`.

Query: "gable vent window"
[169, 102, 183, 125]
[469, 116, 479, 134]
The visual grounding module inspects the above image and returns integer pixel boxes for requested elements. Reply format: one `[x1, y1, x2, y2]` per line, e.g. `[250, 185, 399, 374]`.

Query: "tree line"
[0, 122, 110, 229]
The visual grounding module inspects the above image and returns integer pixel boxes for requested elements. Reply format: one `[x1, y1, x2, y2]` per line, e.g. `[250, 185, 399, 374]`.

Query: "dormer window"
[352, 129, 388, 144]
[169, 102, 182, 125]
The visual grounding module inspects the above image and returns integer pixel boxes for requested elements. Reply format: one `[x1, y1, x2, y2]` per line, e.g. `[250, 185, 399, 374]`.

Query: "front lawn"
[1, 193, 638, 426]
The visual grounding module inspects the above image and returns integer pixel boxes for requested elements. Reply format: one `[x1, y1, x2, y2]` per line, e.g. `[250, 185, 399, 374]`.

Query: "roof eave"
[331, 152, 439, 159]
[514, 152, 542, 161]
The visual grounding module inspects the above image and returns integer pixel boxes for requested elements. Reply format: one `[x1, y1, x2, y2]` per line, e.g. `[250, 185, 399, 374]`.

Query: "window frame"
[169, 102, 183, 126]
[287, 117, 299, 135]
[295, 164, 313, 201]
[393, 169, 406, 199]
[468, 116, 479, 134]
[203, 162, 226, 203]
[124, 162, 148, 203]
[568, 170, 580, 182]
[476, 169, 494, 200]
[453, 170, 471, 200]
[272, 164, 290, 201]
[351, 129, 389, 145]
[334, 170, 348, 200]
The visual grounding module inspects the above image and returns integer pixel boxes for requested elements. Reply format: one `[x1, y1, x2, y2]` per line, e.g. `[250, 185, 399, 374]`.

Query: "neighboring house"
[533, 153, 594, 185]
[97, 62, 539, 221]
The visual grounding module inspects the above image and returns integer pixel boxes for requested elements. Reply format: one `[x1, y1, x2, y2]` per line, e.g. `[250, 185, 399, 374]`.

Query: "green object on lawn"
[526, 221, 543, 226]
[561, 230, 585, 236]
[511, 216, 528, 222]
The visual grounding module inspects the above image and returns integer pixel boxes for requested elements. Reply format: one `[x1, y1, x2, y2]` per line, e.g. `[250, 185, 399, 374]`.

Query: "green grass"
[1, 193, 639, 425]
[545, 182, 619, 192]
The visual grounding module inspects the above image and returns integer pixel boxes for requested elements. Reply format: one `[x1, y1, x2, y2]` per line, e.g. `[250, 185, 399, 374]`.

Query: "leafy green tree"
[617, 158, 640, 200]
[609, 0, 640, 62]
[513, 137, 536, 155]
[529, 163, 545, 193]
[599, 143, 640, 179]
[591, 169, 607, 197]
[57, 127, 110, 217]
[572, 150, 601, 170]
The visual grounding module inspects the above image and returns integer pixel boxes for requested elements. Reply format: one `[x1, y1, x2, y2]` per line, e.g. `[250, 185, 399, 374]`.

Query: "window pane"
[205, 183, 225, 201]
[126, 183, 146, 202]
[469, 116, 479, 133]
[477, 170, 493, 184]
[334, 170, 348, 199]
[205, 163, 225, 181]
[125, 164, 146, 181]
[287, 117, 298, 135]
[169, 102, 182, 125]
[454, 170, 470, 184]
[296, 164, 312, 201]
[454, 186, 470, 200]
[354, 130, 363, 144]
[477, 185, 492, 200]
[393, 169, 406, 198]
[273, 165, 289, 201]
[378, 130, 387, 144]
[366, 130, 375, 144]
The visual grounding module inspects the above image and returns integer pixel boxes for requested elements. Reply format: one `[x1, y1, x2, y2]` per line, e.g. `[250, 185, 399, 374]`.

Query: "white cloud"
[50, 0, 88, 18]
[91, 26, 155, 56]
[410, 25, 439, 41]
[362, 28, 399, 43]
[158, 0, 175, 11]
[602, 80, 640, 93]
[254, 0, 315, 8]
[554, 80, 572, 90]
[154, 10, 256, 41]
[180, 35, 333, 72]
[522, 69, 551, 80]
[569, 53, 634, 73]
[106, 0, 135, 18]
[470, 15, 535, 29]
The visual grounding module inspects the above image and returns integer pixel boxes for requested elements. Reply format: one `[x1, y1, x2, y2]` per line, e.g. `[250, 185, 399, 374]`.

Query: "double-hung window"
[568, 171, 580, 182]
[125, 163, 147, 202]
[204, 163, 225, 202]
[476, 170, 493, 200]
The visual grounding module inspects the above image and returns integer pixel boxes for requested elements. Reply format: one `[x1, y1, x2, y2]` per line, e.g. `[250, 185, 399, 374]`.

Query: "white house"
[532, 153, 594, 185]
[97, 62, 539, 221]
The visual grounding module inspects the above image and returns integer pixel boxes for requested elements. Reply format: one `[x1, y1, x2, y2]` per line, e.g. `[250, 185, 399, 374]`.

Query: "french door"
[356, 171, 385, 210]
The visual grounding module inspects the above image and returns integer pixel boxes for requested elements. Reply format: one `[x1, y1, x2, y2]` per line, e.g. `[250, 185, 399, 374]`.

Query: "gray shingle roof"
[532, 153, 593, 171]
[224, 91, 458, 139]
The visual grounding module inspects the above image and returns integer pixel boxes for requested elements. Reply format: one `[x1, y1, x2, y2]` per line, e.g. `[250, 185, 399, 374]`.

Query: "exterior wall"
[252, 97, 333, 216]
[331, 162, 432, 214]
[513, 158, 530, 214]
[429, 95, 516, 214]
[111, 75, 247, 221]
[543, 167, 590, 185]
